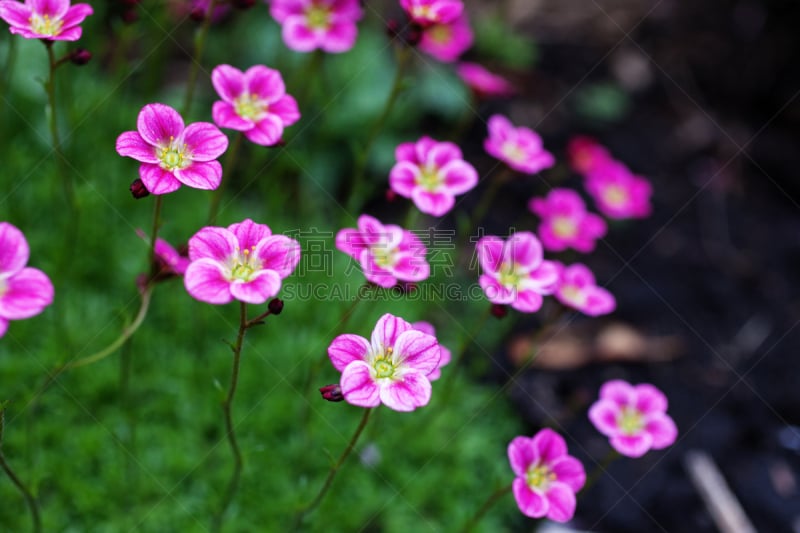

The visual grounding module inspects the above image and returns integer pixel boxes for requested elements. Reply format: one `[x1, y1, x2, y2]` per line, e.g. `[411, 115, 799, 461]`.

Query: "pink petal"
[60, 3, 93, 29]
[227, 218, 271, 250]
[212, 101, 254, 131]
[356, 215, 387, 247]
[31, 0, 68, 18]
[0, 2, 32, 28]
[412, 321, 435, 336]
[487, 114, 514, 143]
[137, 103, 184, 147]
[183, 258, 232, 304]
[0, 317, 7, 337]
[504, 232, 543, 270]
[51, 25, 80, 40]
[371, 313, 413, 352]
[269, 95, 301, 126]
[229, 270, 282, 304]
[379, 372, 432, 411]
[188, 226, 237, 262]
[531, 428, 567, 464]
[510, 289, 544, 313]
[340, 361, 381, 408]
[545, 482, 577, 523]
[512, 479, 548, 518]
[211, 64, 245, 102]
[582, 287, 616, 316]
[411, 188, 454, 216]
[645, 413, 678, 449]
[244, 115, 284, 146]
[425, 141, 461, 169]
[0, 268, 53, 319]
[610, 433, 653, 458]
[116, 131, 158, 163]
[321, 21, 358, 53]
[255, 235, 301, 278]
[440, 160, 478, 195]
[395, 141, 418, 163]
[174, 161, 222, 190]
[335, 228, 368, 258]
[245, 65, 285, 101]
[526, 260, 560, 291]
[479, 274, 515, 305]
[182, 122, 228, 161]
[600, 379, 636, 407]
[414, 136, 437, 162]
[550, 457, 586, 492]
[634, 383, 669, 414]
[328, 334, 371, 372]
[563, 264, 596, 288]
[476, 236, 504, 273]
[391, 251, 430, 282]
[393, 330, 440, 375]
[388, 161, 420, 198]
[507, 436, 535, 476]
[0, 222, 29, 275]
[588, 399, 621, 437]
[139, 164, 182, 195]
[282, 16, 320, 52]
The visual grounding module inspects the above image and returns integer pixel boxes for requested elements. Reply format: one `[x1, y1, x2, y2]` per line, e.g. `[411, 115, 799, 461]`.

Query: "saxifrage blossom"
[335, 215, 429, 288]
[211, 64, 300, 146]
[528, 188, 607, 253]
[589, 379, 678, 457]
[567, 135, 613, 176]
[412, 321, 451, 380]
[456, 62, 515, 99]
[508, 428, 586, 522]
[0, 222, 54, 337]
[584, 161, 653, 219]
[0, 0, 93, 41]
[184, 219, 300, 305]
[389, 136, 478, 216]
[484, 114, 555, 175]
[269, 0, 363, 53]
[328, 313, 441, 411]
[551, 262, 616, 317]
[418, 12, 473, 63]
[400, 0, 462, 26]
[116, 103, 229, 195]
[476, 232, 559, 313]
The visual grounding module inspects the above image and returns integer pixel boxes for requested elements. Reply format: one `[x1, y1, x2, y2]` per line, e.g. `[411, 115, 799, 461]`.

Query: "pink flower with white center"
[389, 136, 478, 216]
[476, 232, 559, 313]
[484, 115, 555, 175]
[269, 0, 363, 53]
[0, 223, 54, 338]
[211, 64, 300, 147]
[400, 0, 462, 26]
[551, 262, 616, 317]
[418, 12, 472, 63]
[508, 428, 586, 522]
[528, 188, 607, 253]
[456, 62, 515, 99]
[589, 379, 678, 458]
[584, 161, 653, 219]
[328, 313, 441, 411]
[0, 0, 93, 41]
[335, 215, 429, 288]
[184, 219, 300, 305]
[567, 135, 614, 176]
[411, 321, 451, 380]
[116, 103, 229, 195]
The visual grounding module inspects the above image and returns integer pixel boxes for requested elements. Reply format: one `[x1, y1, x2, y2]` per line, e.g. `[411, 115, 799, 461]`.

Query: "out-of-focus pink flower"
[484, 115, 555, 175]
[476, 232, 559, 313]
[116, 103, 229, 195]
[0, 0, 93, 41]
[211, 64, 300, 146]
[0, 222, 54, 337]
[184, 219, 300, 305]
[389, 136, 478, 217]
[589, 379, 678, 457]
[412, 321, 450, 380]
[508, 428, 586, 522]
[456, 62, 515, 99]
[418, 12, 472, 62]
[328, 313, 441, 411]
[528, 188, 607, 253]
[551, 262, 615, 316]
[400, 0, 462, 26]
[136, 229, 189, 277]
[567, 136, 614, 176]
[269, 0, 363, 53]
[335, 215, 429, 288]
[585, 161, 652, 219]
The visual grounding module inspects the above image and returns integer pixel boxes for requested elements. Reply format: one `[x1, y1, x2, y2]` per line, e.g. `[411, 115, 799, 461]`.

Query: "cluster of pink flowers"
[528, 188, 607, 253]
[269, 0, 363, 53]
[484, 115, 554, 175]
[335, 215, 429, 288]
[0, 223, 54, 337]
[0, 0, 93, 41]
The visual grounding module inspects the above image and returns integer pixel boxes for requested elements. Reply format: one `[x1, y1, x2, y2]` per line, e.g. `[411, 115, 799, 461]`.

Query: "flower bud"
[70, 48, 92, 66]
[130, 178, 150, 199]
[189, 7, 206, 21]
[268, 298, 284, 315]
[319, 384, 344, 402]
[490, 303, 507, 319]
[385, 188, 397, 202]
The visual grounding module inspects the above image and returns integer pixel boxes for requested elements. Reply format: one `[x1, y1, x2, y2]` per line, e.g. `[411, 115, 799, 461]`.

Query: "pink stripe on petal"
[282, 16, 319, 52]
[379, 372, 432, 411]
[245, 115, 284, 146]
[507, 436, 535, 476]
[174, 161, 222, 190]
[531, 428, 567, 464]
[550, 457, 586, 492]
[610, 433, 653, 458]
[414, 136, 437, 161]
[504, 232, 543, 270]
[0, 268, 53, 319]
[440, 160, 478, 195]
[229, 270, 281, 304]
[426, 141, 461, 169]
[188, 227, 237, 262]
[393, 330, 440, 375]
[246, 65, 285, 100]
[328, 334, 371, 372]
[356, 215, 384, 246]
[0, 223, 29, 275]
[212, 102, 253, 131]
[321, 21, 358, 53]
[53, 26, 81, 40]
[645, 413, 678, 449]
[211, 64, 245, 102]
[31, 0, 68, 18]
[255, 235, 301, 278]
[411, 188, 454, 216]
[340, 361, 381, 408]
[511, 288, 543, 313]
[634, 383, 669, 414]
[116, 131, 158, 163]
[184, 259, 233, 304]
[476, 236, 504, 273]
[61, 3, 93, 28]
[137, 104, 184, 146]
[228, 219, 271, 250]
[395, 141, 418, 163]
[139, 164, 181, 195]
[0, 2, 32, 27]
[269, 95, 301, 126]
[545, 482, 577, 523]
[389, 161, 420, 198]
[371, 313, 413, 352]
[512, 479, 548, 518]
[392, 252, 430, 282]
[182, 122, 228, 161]
[588, 399, 621, 437]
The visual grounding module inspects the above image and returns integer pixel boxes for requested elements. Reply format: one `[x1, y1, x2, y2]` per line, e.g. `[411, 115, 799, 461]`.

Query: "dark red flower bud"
[385, 189, 397, 202]
[189, 7, 206, 21]
[490, 303, 508, 319]
[121, 9, 139, 24]
[70, 48, 92, 66]
[319, 384, 344, 402]
[130, 178, 150, 199]
[268, 298, 284, 315]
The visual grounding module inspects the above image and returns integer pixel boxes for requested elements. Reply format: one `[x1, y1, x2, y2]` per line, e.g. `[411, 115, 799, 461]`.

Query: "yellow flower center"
[411, 5, 432, 20]
[305, 4, 331, 29]
[618, 407, 644, 435]
[373, 347, 396, 379]
[560, 285, 585, 307]
[30, 14, 63, 37]
[603, 185, 628, 207]
[525, 463, 556, 491]
[234, 93, 267, 122]
[372, 245, 396, 268]
[416, 165, 441, 192]
[498, 262, 522, 288]
[229, 246, 262, 281]
[501, 142, 526, 164]
[552, 217, 577, 239]
[429, 24, 452, 44]
[157, 136, 191, 171]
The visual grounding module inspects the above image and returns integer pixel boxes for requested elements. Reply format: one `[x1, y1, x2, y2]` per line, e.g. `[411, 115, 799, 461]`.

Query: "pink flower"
[328, 313, 441, 411]
[567, 136, 614, 176]
[184, 219, 300, 305]
[508, 428, 586, 522]
[269, 0, 363, 53]
[528, 188, 607, 253]
[411, 321, 451, 380]
[136, 229, 189, 277]
[0, 223, 54, 337]
[484, 115, 555, 175]
[400, 0, 462, 26]
[584, 161, 653, 219]
[456, 62, 515, 99]
[551, 262, 616, 317]
[211, 64, 300, 146]
[116, 103, 229, 195]
[0, 0, 93, 41]
[389, 136, 478, 216]
[476, 232, 559, 313]
[335, 215, 429, 288]
[589, 380, 678, 457]
[418, 12, 472, 62]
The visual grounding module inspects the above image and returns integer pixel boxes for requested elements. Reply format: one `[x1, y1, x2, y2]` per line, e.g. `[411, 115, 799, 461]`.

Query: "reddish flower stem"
[0, 407, 42, 533]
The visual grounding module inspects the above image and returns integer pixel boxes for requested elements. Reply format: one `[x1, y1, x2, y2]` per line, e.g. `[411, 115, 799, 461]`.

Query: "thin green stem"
[294, 408, 373, 526]
[583, 448, 620, 492]
[0, 407, 42, 533]
[208, 132, 243, 225]
[148, 196, 164, 278]
[459, 483, 512, 533]
[182, 0, 217, 117]
[44, 41, 74, 211]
